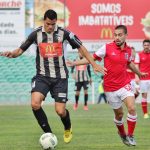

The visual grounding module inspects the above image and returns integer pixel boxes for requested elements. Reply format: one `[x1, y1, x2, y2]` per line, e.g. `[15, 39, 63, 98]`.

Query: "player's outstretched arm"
[0, 48, 24, 58]
[128, 62, 148, 78]
[77, 45, 107, 75]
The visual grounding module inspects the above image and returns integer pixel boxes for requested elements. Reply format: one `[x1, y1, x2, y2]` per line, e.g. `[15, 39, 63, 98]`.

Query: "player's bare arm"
[128, 62, 148, 78]
[67, 55, 107, 75]
[0, 48, 24, 58]
[78, 45, 107, 75]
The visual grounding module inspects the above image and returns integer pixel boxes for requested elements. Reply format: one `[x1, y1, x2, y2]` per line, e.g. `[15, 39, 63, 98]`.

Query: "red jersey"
[135, 51, 150, 80]
[93, 42, 132, 92]
[127, 59, 135, 80]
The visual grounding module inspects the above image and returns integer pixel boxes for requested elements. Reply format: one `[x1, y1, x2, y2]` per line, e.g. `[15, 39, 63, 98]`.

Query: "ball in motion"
[39, 133, 58, 149]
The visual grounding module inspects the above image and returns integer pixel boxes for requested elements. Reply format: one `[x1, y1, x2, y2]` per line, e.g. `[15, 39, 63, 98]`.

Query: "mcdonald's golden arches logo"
[46, 44, 55, 53]
[101, 28, 113, 38]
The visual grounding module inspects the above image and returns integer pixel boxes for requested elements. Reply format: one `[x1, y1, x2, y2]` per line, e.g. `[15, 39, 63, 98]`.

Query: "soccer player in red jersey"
[67, 25, 148, 146]
[127, 47, 140, 99]
[135, 39, 150, 119]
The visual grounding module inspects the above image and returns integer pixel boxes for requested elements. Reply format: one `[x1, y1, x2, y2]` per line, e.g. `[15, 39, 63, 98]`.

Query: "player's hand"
[138, 72, 149, 78]
[92, 63, 107, 75]
[66, 59, 74, 67]
[0, 51, 13, 58]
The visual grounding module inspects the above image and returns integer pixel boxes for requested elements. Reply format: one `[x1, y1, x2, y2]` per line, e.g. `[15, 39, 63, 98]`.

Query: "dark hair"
[44, 9, 57, 20]
[115, 25, 127, 34]
[143, 39, 150, 45]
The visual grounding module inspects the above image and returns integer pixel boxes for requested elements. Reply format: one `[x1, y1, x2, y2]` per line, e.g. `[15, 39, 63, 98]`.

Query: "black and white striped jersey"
[71, 58, 91, 82]
[20, 25, 82, 78]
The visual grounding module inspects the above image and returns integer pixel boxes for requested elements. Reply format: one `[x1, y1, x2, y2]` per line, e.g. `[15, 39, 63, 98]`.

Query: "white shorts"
[130, 79, 140, 93]
[105, 84, 134, 109]
[140, 80, 150, 93]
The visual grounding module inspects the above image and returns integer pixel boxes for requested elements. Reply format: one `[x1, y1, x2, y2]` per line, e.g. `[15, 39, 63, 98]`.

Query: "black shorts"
[31, 75, 68, 103]
[75, 81, 89, 91]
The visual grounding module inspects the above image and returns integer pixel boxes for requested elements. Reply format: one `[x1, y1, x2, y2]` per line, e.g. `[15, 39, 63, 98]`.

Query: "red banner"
[34, 0, 150, 40]
[61, 0, 150, 40]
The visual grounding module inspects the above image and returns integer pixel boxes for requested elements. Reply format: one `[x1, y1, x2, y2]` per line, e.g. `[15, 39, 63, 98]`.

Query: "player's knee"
[128, 106, 136, 114]
[55, 109, 65, 117]
[115, 112, 124, 120]
[31, 101, 41, 110]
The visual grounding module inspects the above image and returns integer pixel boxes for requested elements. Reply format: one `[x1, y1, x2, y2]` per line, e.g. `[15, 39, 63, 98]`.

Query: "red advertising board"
[34, 0, 150, 41]
[61, 0, 150, 40]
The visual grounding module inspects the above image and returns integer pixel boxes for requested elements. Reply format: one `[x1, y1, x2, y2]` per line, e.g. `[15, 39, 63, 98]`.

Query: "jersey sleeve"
[93, 45, 106, 61]
[19, 31, 37, 51]
[64, 30, 82, 49]
[127, 49, 132, 64]
[134, 53, 140, 64]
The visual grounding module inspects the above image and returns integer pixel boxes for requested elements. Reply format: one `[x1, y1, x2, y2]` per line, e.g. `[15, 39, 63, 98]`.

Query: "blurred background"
[0, 0, 150, 105]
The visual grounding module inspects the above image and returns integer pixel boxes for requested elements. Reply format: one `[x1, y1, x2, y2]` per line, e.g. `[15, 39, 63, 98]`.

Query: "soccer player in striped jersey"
[71, 52, 92, 111]
[0, 9, 106, 144]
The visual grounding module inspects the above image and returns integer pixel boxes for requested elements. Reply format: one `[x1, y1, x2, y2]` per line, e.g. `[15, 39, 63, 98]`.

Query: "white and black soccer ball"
[39, 133, 58, 150]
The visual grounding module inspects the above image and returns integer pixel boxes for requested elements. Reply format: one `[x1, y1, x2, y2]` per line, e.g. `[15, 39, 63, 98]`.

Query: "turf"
[0, 104, 150, 150]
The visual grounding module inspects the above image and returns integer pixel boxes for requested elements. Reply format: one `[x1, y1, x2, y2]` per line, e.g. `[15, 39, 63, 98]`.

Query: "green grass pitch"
[0, 104, 150, 150]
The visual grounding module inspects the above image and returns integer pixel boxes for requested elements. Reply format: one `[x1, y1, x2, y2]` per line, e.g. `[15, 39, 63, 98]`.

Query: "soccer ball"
[39, 133, 58, 150]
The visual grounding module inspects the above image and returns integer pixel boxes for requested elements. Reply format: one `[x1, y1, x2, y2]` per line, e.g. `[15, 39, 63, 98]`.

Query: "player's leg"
[55, 102, 72, 143]
[97, 94, 102, 104]
[124, 96, 137, 146]
[52, 78, 72, 143]
[83, 81, 89, 110]
[113, 107, 130, 146]
[74, 82, 81, 110]
[103, 93, 107, 103]
[31, 92, 52, 133]
[31, 75, 52, 133]
[140, 80, 149, 118]
[106, 90, 130, 146]
[141, 93, 149, 118]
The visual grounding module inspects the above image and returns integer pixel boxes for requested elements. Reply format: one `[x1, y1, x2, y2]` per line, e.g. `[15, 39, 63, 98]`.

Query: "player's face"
[44, 17, 57, 33]
[114, 29, 127, 47]
[143, 42, 150, 52]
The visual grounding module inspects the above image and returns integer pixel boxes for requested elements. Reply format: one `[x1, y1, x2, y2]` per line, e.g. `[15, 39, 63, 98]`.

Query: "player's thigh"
[50, 78, 68, 103]
[31, 75, 50, 109]
[105, 91, 122, 109]
[75, 82, 82, 91]
[83, 81, 89, 91]
[123, 96, 135, 110]
[119, 84, 134, 101]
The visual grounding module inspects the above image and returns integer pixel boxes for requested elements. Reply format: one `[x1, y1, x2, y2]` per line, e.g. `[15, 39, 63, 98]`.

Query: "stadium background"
[0, 0, 150, 105]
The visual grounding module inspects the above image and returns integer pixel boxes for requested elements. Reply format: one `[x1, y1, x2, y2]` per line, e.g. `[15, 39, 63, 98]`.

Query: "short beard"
[116, 41, 124, 47]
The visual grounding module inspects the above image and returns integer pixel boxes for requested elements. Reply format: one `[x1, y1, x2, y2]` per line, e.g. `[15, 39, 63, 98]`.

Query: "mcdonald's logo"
[100, 28, 113, 38]
[46, 45, 55, 53]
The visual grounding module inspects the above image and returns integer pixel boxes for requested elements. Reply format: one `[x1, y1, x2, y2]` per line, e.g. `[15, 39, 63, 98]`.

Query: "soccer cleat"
[63, 127, 72, 143]
[144, 113, 149, 119]
[83, 105, 88, 111]
[118, 133, 130, 146]
[127, 135, 136, 146]
[73, 104, 78, 111]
